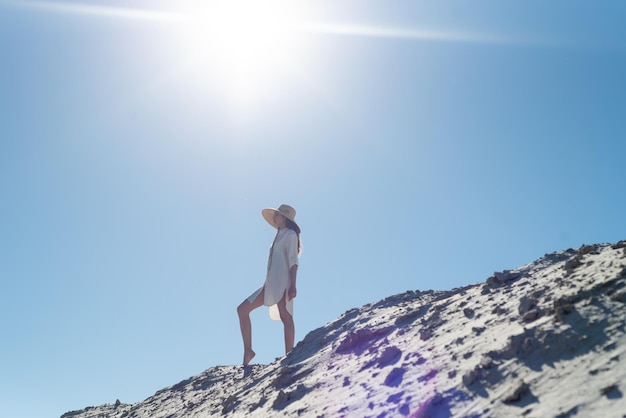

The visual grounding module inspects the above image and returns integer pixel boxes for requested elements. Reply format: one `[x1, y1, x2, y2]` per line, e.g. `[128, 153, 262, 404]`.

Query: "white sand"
[62, 241, 626, 417]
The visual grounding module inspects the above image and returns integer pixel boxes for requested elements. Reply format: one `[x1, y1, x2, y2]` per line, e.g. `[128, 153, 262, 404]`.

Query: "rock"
[494, 270, 522, 283]
[522, 309, 540, 322]
[485, 275, 502, 288]
[485, 271, 522, 287]
[462, 370, 476, 387]
[610, 290, 626, 304]
[272, 384, 307, 410]
[272, 390, 288, 409]
[553, 297, 575, 321]
[335, 327, 395, 355]
[503, 380, 530, 404]
[492, 305, 508, 315]
[472, 326, 486, 336]
[579, 244, 597, 255]
[222, 395, 237, 414]
[611, 240, 626, 249]
[600, 384, 622, 399]
[384, 368, 406, 387]
[419, 329, 432, 341]
[564, 256, 583, 274]
[376, 346, 402, 368]
[518, 296, 538, 316]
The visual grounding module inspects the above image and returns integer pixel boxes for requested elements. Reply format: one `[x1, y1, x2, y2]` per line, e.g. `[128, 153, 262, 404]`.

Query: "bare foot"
[243, 349, 256, 366]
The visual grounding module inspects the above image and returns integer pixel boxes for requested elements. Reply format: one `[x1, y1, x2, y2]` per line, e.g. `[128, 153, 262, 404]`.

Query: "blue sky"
[1, 1, 624, 417]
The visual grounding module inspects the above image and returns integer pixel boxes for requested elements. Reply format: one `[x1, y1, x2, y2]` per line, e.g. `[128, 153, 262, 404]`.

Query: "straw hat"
[262, 204, 300, 233]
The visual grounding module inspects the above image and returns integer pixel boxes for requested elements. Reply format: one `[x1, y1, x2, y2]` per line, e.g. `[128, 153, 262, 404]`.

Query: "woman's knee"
[280, 314, 293, 325]
[237, 301, 250, 316]
[278, 306, 293, 323]
[277, 294, 292, 322]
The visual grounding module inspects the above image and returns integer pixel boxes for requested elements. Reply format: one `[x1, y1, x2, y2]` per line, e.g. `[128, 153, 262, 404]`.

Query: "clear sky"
[1, 1, 624, 417]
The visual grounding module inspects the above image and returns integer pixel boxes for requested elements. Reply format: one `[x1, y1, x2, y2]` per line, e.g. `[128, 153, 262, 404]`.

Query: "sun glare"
[9, 1, 517, 109]
[173, 0, 310, 105]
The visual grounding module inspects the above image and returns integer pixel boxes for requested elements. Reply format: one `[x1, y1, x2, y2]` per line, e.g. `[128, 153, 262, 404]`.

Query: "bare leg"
[237, 288, 264, 366]
[277, 293, 295, 355]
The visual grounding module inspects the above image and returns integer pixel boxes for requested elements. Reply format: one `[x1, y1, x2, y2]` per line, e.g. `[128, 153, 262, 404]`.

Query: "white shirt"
[247, 227, 299, 320]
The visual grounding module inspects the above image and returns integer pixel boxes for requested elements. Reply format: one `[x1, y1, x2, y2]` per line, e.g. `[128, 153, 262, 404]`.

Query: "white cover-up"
[246, 228, 299, 320]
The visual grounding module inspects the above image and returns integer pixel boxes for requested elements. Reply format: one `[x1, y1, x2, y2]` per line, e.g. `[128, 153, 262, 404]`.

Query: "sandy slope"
[62, 241, 626, 418]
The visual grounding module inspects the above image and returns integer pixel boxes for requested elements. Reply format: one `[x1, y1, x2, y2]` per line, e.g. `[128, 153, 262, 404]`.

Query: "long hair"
[285, 218, 302, 255]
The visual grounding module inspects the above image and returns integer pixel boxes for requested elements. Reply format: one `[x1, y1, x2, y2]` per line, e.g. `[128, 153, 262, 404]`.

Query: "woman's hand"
[288, 287, 297, 301]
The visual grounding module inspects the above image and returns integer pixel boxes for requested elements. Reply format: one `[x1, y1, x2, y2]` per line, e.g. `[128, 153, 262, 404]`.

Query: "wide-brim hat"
[262, 204, 300, 233]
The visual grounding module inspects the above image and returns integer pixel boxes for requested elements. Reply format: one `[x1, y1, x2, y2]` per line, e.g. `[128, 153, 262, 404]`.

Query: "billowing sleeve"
[285, 230, 299, 268]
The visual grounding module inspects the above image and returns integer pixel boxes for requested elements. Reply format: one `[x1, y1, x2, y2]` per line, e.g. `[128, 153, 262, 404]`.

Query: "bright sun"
[172, 0, 311, 105]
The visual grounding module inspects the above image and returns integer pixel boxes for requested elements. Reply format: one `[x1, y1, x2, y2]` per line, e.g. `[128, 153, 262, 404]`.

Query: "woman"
[237, 204, 301, 366]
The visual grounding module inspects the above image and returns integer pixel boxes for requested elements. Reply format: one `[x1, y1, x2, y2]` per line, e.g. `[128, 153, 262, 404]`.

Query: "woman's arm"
[288, 264, 298, 300]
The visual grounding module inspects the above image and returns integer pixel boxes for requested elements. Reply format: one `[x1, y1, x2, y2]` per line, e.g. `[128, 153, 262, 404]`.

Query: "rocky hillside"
[62, 241, 626, 418]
